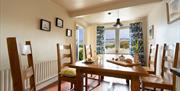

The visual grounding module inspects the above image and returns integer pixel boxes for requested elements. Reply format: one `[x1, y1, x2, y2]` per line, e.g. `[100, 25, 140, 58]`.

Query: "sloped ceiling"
[51, 0, 162, 17]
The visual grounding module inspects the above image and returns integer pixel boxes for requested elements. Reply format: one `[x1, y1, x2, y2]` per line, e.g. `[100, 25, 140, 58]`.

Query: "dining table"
[69, 54, 148, 91]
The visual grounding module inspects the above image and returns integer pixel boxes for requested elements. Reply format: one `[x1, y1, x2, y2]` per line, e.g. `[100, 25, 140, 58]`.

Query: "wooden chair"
[7, 37, 36, 91]
[142, 43, 179, 91]
[84, 45, 101, 90]
[144, 44, 159, 74]
[57, 43, 78, 91]
[84, 45, 93, 59]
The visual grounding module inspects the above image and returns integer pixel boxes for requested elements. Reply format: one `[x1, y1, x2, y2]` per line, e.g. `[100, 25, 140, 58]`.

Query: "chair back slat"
[63, 45, 71, 49]
[57, 44, 61, 73]
[63, 54, 71, 58]
[7, 37, 24, 91]
[23, 67, 34, 79]
[161, 44, 167, 77]
[84, 45, 92, 59]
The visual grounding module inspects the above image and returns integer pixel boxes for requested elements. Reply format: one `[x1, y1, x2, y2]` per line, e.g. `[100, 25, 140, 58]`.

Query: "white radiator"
[0, 60, 58, 91]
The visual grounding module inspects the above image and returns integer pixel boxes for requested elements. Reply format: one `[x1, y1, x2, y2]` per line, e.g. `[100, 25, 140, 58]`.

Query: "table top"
[70, 54, 148, 77]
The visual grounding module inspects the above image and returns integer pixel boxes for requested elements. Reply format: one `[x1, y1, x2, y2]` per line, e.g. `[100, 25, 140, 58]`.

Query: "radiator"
[0, 60, 58, 91]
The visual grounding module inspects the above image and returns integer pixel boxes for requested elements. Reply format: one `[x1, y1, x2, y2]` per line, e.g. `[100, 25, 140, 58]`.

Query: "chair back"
[148, 44, 159, 74]
[7, 37, 36, 91]
[161, 43, 179, 86]
[57, 44, 73, 71]
[84, 44, 92, 59]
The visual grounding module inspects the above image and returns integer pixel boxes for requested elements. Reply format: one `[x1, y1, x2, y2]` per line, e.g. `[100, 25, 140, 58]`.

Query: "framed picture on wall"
[149, 25, 154, 40]
[56, 18, 63, 28]
[66, 29, 72, 37]
[166, 0, 180, 24]
[40, 19, 51, 31]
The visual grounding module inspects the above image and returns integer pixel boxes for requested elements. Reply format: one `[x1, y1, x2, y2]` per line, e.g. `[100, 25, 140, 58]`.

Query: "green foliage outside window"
[120, 41, 129, 49]
[79, 44, 83, 61]
[79, 45, 83, 48]
[105, 44, 115, 49]
[79, 49, 83, 61]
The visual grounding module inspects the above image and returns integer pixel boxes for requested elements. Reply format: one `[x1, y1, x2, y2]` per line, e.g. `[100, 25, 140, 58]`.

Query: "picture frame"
[166, 0, 180, 24]
[66, 29, 72, 37]
[56, 18, 63, 28]
[149, 25, 154, 40]
[40, 19, 51, 31]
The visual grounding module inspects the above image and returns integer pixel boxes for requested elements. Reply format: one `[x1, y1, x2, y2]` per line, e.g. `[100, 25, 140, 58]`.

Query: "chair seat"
[60, 67, 76, 77]
[142, 74, 172, 89]
[143, 66, 154, 74]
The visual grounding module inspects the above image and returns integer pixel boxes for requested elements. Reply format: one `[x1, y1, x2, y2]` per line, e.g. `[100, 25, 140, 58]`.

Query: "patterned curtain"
[129, 22, 145, 65]
[96, 26, 105, 54]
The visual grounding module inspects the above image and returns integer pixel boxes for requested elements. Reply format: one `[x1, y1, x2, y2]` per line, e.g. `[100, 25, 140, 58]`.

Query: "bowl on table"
[84, 58, 95, 64]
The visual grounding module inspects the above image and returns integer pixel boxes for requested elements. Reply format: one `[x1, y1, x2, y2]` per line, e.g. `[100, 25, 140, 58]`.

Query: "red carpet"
[39, 77, 129, 91]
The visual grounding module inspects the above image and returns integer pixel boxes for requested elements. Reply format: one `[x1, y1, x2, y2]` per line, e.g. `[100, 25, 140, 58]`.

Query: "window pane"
[119, 28, 130, 54]
[105, 30, 115, 53]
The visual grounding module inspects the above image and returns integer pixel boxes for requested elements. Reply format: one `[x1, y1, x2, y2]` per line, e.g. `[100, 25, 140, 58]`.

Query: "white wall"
[148, 1, 180, 45]
[0, 0, 76, 68]
[0, 0, 3, 67]
[147, 0, 180, 90]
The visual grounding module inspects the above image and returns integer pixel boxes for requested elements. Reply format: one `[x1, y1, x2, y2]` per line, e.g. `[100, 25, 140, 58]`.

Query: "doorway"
[76, 25, 84, 61]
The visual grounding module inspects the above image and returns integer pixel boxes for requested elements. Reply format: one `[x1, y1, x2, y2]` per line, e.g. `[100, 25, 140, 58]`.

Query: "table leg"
[100, 76, 104, 81]
[131, 77, 140, 91]
[126, 79, 129, 85]
[75, 69, 83, 91]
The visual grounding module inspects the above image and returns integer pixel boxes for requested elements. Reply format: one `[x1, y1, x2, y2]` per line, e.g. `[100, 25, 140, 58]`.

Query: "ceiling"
[51, 0, 161, 17]
[52, 0, 120, 11]
[75, 2, 160, 25]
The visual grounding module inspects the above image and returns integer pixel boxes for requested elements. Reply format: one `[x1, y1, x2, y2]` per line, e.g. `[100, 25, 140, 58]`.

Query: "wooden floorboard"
[39, 77, 129, 91]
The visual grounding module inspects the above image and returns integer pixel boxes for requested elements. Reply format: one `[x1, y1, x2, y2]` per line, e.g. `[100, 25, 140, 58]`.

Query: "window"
[104, 28, 130, 54]
[104, 30, 116, 53]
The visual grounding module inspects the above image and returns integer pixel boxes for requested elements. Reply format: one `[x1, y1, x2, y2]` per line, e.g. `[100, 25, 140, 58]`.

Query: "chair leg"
[90, 74, 93, 77]
[71, 83, 73, 89]
[85, 74, 88, 91]
[58, 76, 61, 91]
[142, 83, 145, 91]
[100, 76, 104, 81]
[98, 76, 101, 85]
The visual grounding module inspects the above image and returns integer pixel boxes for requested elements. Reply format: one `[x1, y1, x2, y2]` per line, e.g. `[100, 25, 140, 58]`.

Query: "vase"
[134, 53, 139, 63]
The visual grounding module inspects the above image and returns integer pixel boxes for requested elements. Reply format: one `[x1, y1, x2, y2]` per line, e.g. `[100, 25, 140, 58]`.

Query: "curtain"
[129, 22, 145, 65]
[96, 26, 105, 54]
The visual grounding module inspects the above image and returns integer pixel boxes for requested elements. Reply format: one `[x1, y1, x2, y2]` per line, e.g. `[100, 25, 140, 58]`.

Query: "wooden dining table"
[69, 54, 148, 91]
